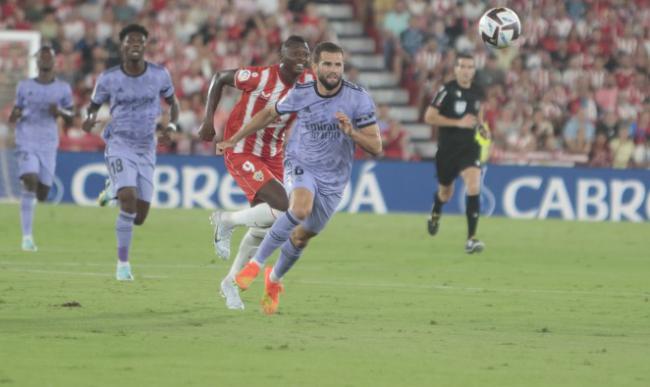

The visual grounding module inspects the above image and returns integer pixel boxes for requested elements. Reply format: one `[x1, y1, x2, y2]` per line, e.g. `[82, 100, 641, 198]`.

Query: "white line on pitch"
[3, 268, 168, 279]
[1, 261, 647, 298]
[292, 279, 649, 298]
[0, 261, 219, 269]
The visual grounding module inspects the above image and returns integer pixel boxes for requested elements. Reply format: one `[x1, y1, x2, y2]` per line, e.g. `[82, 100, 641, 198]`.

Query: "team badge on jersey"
[454, 100, 467, 114]
[238, 70, 251, 82]
[253, 170, 264, 182]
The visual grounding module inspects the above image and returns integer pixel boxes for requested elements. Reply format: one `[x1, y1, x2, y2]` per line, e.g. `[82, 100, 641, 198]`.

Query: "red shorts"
[224, 152, 284, 203]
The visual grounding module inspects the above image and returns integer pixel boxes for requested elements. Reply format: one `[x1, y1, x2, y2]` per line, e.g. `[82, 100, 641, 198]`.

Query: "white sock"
[224, 203, 281, 228]
[269, 269, 281, 283]
[226, 227, 266, 279]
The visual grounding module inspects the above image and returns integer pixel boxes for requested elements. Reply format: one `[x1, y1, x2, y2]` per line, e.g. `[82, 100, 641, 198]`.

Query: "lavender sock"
[271, 239, 304, 280]
[116, 210, 136, 263]
[20, 191, 36, 237]
[253, 210, 300, 266]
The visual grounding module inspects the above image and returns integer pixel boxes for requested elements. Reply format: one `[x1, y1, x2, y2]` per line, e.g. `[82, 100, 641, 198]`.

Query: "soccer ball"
[478, 7, 521, 49]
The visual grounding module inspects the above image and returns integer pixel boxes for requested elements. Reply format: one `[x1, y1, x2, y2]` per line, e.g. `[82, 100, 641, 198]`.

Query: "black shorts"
[435, 142, 481, 186]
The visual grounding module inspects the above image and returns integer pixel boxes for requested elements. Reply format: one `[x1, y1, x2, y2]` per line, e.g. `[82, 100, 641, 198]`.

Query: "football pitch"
[0, 203, 648, 387]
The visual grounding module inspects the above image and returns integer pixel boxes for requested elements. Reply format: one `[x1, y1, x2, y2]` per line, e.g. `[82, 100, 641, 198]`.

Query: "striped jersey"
[224, 64, 314, 158]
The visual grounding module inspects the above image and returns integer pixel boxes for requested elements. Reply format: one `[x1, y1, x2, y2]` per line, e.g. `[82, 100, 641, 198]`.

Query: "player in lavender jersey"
[9, 46, 74, 252]
[217, 42, 382, 314]
[82, 24, 180, 281]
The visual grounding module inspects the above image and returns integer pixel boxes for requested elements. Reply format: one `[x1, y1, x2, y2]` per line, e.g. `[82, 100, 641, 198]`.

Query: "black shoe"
[465, 239, 485, 254]
[427, 213, 440, 236]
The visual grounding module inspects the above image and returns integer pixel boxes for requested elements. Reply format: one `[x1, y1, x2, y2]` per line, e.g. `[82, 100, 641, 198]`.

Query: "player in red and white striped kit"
[198, 36, 313, 310]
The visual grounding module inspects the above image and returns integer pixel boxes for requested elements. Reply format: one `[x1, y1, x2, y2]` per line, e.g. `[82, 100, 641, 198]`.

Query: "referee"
[424, 52, 488, 254]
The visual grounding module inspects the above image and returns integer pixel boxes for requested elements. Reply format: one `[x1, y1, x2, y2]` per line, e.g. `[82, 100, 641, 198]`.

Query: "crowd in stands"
[375, 0, 649, 168]
[0, 0, 332, 155]
[1, 0, 649, 169]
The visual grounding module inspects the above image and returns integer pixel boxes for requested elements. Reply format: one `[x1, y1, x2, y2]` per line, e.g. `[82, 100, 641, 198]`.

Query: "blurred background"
[0, 0, 648, 169]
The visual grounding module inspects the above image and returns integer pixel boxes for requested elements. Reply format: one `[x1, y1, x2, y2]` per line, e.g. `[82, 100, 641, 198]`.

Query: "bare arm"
[49, 104, 74, 127]
[81, 102, 101, 133]
[336, 112, 383, 156]
[155, 95, 181, 146]
[8, 106, 22, 127]
[165, 95, 180, 129]
[476, 104, 491, 139]
[424, 106, 477, 129]
[198, 70, 236, 141]
[216, 105, 279, 153]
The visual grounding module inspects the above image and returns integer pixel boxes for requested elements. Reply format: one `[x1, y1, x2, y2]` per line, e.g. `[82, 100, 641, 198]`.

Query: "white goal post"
[0, 30, 41, 78]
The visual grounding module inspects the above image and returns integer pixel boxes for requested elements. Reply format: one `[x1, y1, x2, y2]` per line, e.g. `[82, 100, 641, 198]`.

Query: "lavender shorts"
[105, 150, 154, 203]
[16, 149, 56, 186]
[284, 161, 342, 234]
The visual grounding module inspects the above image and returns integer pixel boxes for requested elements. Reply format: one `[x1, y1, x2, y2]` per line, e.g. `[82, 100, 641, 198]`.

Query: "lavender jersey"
[91, 62, 175, 156]
[14, 78, 73, 152]
[276, 80, 376, 194]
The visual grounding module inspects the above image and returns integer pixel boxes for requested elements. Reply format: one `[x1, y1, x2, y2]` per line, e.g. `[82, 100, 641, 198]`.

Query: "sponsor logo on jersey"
[238, 70, 251, 82]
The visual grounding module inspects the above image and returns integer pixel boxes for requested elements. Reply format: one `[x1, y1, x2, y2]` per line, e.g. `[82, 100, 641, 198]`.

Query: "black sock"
[466, 194, 480, 239]
[432, 191, 445, 215]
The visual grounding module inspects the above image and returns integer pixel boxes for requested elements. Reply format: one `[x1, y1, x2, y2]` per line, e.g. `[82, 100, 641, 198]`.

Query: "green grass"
[0, 203, 648, 387]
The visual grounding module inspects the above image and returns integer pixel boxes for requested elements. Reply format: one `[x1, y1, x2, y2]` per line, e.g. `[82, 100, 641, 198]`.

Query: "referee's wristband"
[166, 122, 178, 132]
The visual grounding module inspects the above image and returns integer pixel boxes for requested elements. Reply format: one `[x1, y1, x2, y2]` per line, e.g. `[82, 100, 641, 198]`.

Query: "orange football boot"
[234, 261, 261, 290]
[261, 267, 284, 315]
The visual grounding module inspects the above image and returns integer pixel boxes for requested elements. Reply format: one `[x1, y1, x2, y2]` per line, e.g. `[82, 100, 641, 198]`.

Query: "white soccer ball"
[478, 7, 522, 49]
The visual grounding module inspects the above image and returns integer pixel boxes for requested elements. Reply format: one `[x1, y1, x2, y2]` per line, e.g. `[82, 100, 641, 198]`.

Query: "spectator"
[631, 111, 650, 145]
[493, 104, 522, 150]
[587, 131, 612, 168]
[530, 108, 555, 149]
[594, 73, 619, 113]
[382, 0, 410, 39]
[507, 120, 537, 154]
[596, 111, 620, 140]
[377, 104, 412, 161]
[563, 109, 595, 154]
[476, 54, 505, 89]
[616, 92, 638, 123]
[400, 16, 426, 59]
[633, 137, 650, 168]
[37, 8, 56, 40]
[609, 123, 635, 168]
[0, 0, 646, 166]
[112, 0, 137, 23]
[177, 97, 199, 136]
[75, 25, 101, 75]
